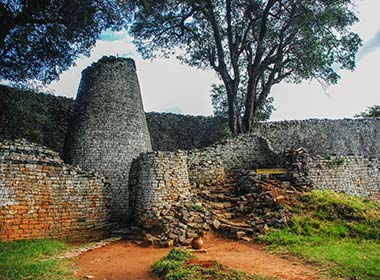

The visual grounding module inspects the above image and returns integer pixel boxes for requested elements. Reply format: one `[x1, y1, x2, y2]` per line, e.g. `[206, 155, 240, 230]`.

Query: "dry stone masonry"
[132, 151, 191, 228]
[286, 148, 380, 199]
[3, 56, 380, 244]
[255, 118, 380, 158]
[63, 56, 152, 223]
[188, 134, 282, 171]
[0, 139, 110, 242]
[308, 155, 380, 199]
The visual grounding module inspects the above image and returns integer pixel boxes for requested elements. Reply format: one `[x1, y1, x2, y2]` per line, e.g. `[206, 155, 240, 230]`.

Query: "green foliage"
[0, 239, 75, 280]
[355, 105, 380, 118]
[0, 0, 126, 83]
[0, 84, 74, 152]
[153, 248, 265, 280]
[260, 190, 380, 279]
[129, 0, 361, 133]
[193, 204, 206, 213]
[152, 249, 192, 278]
[210, 83, 275, 122]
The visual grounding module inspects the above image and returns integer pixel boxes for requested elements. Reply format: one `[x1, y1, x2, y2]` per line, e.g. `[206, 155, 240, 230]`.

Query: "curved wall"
[63, 56, 152, 223]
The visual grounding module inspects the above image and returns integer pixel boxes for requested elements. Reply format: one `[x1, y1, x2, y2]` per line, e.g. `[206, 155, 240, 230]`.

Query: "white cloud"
[357, 29, 380, 61]
[49, 35, 216, 115]
[48, 0, 380, 120]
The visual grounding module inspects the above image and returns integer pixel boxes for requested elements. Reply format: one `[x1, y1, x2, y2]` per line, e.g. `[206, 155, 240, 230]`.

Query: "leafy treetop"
[0, 0, 127, 83]
[129, 0, 362, 134]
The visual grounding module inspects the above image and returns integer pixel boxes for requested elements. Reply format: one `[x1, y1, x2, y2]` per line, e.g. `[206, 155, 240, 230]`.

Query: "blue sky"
[48, 0, 380, 120]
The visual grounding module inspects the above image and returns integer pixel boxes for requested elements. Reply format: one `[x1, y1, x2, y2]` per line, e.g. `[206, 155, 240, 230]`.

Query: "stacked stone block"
[307, 155, 380, 199]
[63, 56, 152, 223]
[255, 118, 380, 158]
[188, 135, 281, 171]
[188, 160, 226, 186]
[133, 151, 191, 228]
[0, 139, 111, 242]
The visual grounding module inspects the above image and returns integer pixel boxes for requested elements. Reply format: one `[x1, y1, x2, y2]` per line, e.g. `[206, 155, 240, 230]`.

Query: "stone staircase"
[139, 171, 298, 247]
[196, 175, 294, 240]
[197, 181, 254, 240]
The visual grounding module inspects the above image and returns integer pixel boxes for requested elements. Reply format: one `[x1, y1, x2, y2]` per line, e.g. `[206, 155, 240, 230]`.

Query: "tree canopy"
[210, 82, 275, 122]
[129, 0, 362, 134]
[355, 105, 380, 118]
[0, 0, 126, 83]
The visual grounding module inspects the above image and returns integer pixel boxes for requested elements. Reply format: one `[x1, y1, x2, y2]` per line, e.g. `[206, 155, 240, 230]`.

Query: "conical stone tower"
[63, 56, 152, 223]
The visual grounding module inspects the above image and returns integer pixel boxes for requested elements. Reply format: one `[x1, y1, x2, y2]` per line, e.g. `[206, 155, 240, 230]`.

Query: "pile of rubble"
[141, 193, 215, 247]
[140, 170, 303, 247]
[198, 171, 298, 240]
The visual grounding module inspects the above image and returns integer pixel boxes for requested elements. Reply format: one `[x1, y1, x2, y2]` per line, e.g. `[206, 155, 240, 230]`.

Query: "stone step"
[218, 218, 251, 229]
[199, 185, 234, 194]
[199, 192, 241, 203]
[209, 201, 234, 210]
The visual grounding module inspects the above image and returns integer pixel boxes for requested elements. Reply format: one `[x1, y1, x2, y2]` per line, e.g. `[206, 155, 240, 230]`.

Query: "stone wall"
[63, 56, 152, 223]
[307, 156, 380, 199]
[146, 112, 229, 151]
[188, 134, 282, 171]
[0, 84, 74, 153]
[132, 151, 191, 229]
[286, 148, 380, 199]
[0, 140, 111, 242]
[3, 83, 380, 158]
[188, 160, 226, 186]
[255, 118, 380, 158]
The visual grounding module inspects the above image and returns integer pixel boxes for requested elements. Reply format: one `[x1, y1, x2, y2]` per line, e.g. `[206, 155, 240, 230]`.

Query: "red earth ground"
[76, 233, 323, 280]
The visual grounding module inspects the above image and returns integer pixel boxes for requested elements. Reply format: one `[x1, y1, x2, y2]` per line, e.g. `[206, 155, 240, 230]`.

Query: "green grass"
[260, 190, 380, 279]
[0, 239, 75, 280]
[153, 248, 268, 280]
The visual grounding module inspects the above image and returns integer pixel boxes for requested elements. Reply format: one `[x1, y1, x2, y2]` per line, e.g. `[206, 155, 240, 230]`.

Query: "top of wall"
[146, 112, 229, 151]
[82, 56, 136, 75]
[254, 118, 380, 157]
[2, 84, 380, 159]
[0, 138, 62, 165]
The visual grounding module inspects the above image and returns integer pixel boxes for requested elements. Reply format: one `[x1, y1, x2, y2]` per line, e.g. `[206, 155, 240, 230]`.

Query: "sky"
[48, 0, 380, 120]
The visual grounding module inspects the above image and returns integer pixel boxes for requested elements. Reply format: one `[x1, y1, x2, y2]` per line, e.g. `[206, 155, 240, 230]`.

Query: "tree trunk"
[226, 83, 241, 135]
[242, 76, 257, 133]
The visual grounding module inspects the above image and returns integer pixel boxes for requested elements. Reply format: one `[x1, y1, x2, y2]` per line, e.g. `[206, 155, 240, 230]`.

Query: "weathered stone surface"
[0, 139, 111, 242]
[188, 135, 281, 171]
[255, 118, 380, 158]
[63, 56, 152, 223]
[286, 148, 380, 199]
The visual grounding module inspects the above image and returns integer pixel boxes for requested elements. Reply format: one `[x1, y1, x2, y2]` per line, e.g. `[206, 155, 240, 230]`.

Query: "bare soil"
[76, 234, 322, 280]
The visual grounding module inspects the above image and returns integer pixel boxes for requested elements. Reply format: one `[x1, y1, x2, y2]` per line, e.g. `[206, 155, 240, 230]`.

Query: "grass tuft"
[153, 248, 267, 280]
[261, 190, 380, 279]
[0, 239, 75, 280]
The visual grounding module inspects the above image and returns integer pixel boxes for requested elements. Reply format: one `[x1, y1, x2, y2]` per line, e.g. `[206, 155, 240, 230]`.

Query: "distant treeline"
[0, 85, 229, 153]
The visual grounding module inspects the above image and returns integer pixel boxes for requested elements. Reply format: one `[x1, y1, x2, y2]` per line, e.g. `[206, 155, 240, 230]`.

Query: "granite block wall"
[0, 139, 111, 242]
[146, 112, 229, 151]
[286, 148, 380, 199]
[307, 156, 380, 199]
[132, 151, 191, 229]
[255, 118, 380, 158]
[188, 134, 282, 171]
[63, 56, 152, 223]
[188, 160, 226, 186]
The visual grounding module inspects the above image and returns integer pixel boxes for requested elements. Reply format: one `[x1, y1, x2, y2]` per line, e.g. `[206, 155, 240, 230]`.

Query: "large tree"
[0, 0, 126, 83]
[129, 0, 361, 134]
[210, 81, 275, 122]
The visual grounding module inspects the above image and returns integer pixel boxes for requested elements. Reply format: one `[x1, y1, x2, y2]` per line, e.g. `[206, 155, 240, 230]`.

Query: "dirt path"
[76, 235, 322, 280]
